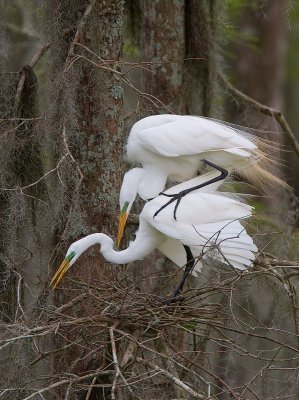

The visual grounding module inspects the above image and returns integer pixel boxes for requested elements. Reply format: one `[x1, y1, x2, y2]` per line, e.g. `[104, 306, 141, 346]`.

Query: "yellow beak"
[50, 258, 71, 289]
[117, 211, 128, 248]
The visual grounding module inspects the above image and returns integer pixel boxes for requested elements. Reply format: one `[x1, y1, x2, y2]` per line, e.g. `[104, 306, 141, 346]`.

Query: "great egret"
[117, 161, 227, 246]
[118, 114, 281, 244]
[51, 172, 257, 300]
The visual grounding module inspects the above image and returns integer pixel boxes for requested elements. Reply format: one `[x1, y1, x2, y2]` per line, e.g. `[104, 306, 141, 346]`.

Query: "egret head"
[50, 243, 80, 289]
[117, 168, 145, 247]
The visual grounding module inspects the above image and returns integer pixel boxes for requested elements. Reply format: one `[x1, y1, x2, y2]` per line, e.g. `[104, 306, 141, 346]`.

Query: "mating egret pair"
[51, 115, 278, 300]
[117, 114, 281, 245]
[51, 171, 257, 299]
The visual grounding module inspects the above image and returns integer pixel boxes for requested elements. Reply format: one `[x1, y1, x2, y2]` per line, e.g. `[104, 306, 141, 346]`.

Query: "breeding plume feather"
[117, 114, 283, 243]
[126, 114, 282, 197]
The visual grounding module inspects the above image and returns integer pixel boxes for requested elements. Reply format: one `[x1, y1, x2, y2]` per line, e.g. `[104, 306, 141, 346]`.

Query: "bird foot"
[154, 191, 188, 220]
[162, 294, 185, 306]
[153, 160, 229, 220]
[159, 191, 179, 198]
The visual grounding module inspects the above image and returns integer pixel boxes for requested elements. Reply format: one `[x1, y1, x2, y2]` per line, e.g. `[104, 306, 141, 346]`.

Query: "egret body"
[118, 114, 280, 244]
[51, 173, 257, 298]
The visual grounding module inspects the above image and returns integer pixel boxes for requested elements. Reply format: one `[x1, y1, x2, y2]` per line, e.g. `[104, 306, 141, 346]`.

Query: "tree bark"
[45, 1, 125, 397]
[0, 1, 125, 398]
[184, 0, 221, 116]
[141, 0, 185, 113]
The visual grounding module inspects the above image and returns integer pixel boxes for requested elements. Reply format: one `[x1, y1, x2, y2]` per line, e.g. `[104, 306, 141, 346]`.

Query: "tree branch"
[135, 357, 205, 399]
[109, 322, 133, 399]
[65, 0, 97, 67]
[14, 42, 52, 112]
[21, 369, 113, 400]
[219, 72, 299, 157]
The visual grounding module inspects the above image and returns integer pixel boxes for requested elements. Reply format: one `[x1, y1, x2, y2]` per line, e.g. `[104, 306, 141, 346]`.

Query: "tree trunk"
[1, 1, 125, 398]
[184, 0, 221, 116]
[45, 1, 125, 397]
[141, 0, 185, 113]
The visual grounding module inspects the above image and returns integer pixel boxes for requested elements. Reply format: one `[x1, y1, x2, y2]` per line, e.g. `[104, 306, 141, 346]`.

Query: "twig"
[65, 0, 97, 67]
[219, 72, 299, 157]
[53, 292, 88, 314]
[84, 365, 106, 400]
[0, 155, 67, 192]
[14, 43, 52, 112]
[61, 126, 83, 187]
[60, 126, 84, 239]
[21, 369, 113, 400]
[120, 330, 140, 368]
[135, 357, 205, 399]
[109, 322, 121, 400]
[0, 315, 113, 348]
[15, 272, 25, 321]
[166, 339, 241, 400]
[0, 117, 42, 123]
[65, 52, 174, 113]
[64, 381, 73, 400]
[254, 252, 299, 268]
[28, 341, 79, 367]
[109, 322, 133, 399]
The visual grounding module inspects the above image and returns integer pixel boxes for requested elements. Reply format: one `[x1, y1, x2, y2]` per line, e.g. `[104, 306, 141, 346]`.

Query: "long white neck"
[138, 167, 168, 199]
[120, 168, 144, 213]
[76, 230, 159, 265]
[120, 166, 168, 208]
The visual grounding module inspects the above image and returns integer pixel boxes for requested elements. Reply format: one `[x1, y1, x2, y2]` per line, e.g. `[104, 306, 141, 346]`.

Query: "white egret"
[51, 172, 257, 301]
[118, 114, 281, 244]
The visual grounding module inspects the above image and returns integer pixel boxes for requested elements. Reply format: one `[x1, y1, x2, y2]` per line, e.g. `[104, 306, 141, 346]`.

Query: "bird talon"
[162, 295, 185, 305]
[159, 192, 177, 198]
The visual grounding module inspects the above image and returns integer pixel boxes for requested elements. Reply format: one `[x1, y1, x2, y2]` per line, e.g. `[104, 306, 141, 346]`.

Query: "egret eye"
[66, 250, 76, 261]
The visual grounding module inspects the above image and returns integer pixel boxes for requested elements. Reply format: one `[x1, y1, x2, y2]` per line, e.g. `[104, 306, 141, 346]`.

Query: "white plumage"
[141, 172, 257, 273]
[125, 114, 259, 201]
[51, 172, 257, 291]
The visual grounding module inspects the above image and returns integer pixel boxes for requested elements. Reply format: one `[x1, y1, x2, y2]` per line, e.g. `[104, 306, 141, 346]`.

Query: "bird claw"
[161, 294, 185, 306]
[159, 192, 178, 198]
[153, 192, 184, 219]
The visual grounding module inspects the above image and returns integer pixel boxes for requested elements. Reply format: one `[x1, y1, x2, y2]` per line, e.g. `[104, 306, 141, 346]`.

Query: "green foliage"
[223, 0, 260, 60]
[123, 38, 139, 58]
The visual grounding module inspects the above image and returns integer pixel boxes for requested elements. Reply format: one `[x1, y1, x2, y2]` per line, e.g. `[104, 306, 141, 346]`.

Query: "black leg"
[165, 245, 195, 304]
[154, 160, 228, 220]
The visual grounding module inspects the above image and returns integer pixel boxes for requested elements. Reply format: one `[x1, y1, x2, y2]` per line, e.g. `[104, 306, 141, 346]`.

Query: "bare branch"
[14, 43, 52, 112]
[109, 322, 133, 399]
[21, 369, 113, 400]
[65, 0, 97, 67]
[0, 155, 68, 192]
[135, 357, 205, 399]
[219, 72, 299, 157]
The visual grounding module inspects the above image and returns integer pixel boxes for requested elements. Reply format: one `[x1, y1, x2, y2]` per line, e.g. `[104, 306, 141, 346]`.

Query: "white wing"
[143, 191, 257, 270]
[153, 217, 257, 271]
[157, 238, 203, 275]
[145, 191, 253, 226]
[129, 115, 256, 158]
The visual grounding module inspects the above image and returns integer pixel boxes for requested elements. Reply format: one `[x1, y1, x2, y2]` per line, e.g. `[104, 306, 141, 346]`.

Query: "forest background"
[1, 1, 299, 399]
